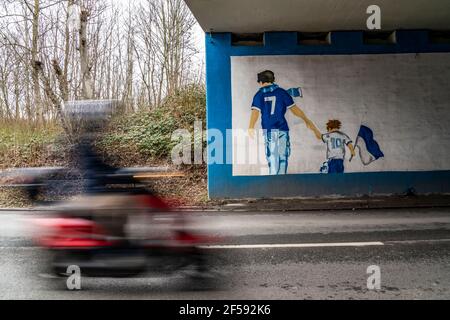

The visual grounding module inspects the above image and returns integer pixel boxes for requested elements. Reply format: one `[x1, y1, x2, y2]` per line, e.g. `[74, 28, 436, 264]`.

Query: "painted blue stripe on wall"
[205, 31, 450, 199]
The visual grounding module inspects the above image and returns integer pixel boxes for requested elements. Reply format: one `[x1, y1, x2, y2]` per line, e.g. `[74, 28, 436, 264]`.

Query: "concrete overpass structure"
[186, 0, 450, 33]
[185, 0, 450, 199]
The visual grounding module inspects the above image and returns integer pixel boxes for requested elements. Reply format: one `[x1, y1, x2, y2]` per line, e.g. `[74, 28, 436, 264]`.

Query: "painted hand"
[315, 131, 322, 140]
[248, 128, 255, 140]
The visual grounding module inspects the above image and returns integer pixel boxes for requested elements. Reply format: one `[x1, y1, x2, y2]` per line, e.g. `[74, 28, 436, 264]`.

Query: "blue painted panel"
[208, 171, 450, 199]
[205, 30, 450, 199]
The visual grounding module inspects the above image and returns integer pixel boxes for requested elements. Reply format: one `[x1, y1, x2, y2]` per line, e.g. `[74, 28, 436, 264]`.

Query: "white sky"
[193, 21, 206, 57]
[191, 18, 206, 74]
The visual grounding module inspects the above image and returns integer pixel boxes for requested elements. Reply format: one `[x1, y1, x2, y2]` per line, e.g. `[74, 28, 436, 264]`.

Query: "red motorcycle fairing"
[33, 217, 118, 248]
[173, 231, 222, 246]
[34, 216, 222, 249]
[137, 194, 171, 211]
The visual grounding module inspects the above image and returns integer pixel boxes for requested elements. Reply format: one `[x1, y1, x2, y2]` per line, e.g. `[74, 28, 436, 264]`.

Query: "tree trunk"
[79, 9, 93, 99]
[31, 0, 43, 124]
[63, 0, 74, 101]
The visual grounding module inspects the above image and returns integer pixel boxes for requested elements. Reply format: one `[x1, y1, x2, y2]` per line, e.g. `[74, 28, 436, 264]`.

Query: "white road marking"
[2, 239, 450, 250]
[201, 241, 385, 249]
[385, 239, 450, 245]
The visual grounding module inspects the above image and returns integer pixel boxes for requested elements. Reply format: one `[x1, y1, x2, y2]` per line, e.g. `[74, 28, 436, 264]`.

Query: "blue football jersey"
[251, 84, 295, 132]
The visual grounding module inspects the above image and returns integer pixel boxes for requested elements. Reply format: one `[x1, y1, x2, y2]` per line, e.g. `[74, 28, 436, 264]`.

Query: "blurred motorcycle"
[26, 169, 221, 285]
[4, 100, 223, 288]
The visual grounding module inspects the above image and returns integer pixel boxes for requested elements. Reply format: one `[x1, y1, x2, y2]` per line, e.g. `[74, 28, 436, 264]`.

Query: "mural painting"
[231, 54, 450, 177]
[244, 68, 384, 176]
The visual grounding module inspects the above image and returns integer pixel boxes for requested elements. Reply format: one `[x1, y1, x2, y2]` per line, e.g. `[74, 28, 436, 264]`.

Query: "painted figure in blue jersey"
[248, 70, 322, 175]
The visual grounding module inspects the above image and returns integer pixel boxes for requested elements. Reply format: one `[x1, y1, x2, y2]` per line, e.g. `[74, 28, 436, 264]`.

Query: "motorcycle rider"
[60, 101, 144, 240]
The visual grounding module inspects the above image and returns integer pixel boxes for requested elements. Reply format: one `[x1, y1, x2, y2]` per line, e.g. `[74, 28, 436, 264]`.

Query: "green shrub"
[101, 84, 206, 161]
[162, 84, 206, 129]
[0, 85, 206, 165]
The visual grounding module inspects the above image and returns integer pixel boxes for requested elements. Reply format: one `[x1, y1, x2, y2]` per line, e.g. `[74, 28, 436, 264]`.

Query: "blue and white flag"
[287, 87, 303, 98]
[355, 125, 384, 165]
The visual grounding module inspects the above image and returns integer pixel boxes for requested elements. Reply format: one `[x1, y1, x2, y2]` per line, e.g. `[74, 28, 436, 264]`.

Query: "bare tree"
[30, 0, 43, 123]
[79, 8, 93, 99]
[134, 0, 198, 108]
[0, 0, 203, 123]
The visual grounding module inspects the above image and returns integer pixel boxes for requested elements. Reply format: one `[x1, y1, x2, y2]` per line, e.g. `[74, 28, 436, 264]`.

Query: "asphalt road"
[1, 208, 450, 300]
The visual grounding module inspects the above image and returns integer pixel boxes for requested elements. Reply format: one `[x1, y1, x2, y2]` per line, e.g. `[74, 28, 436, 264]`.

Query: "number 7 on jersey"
[264, 96, 277, 115]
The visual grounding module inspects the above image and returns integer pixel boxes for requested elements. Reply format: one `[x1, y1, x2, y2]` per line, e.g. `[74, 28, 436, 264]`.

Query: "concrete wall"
[205, 31, 450, 199]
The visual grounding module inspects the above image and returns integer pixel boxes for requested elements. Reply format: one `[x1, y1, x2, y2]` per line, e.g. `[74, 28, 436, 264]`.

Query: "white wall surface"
[231, 53, 450, 176]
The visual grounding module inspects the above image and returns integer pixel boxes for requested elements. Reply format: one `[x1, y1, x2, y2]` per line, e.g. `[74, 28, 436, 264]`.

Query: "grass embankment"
[0, 120, 65, 169]
[0, 85, 208, 208]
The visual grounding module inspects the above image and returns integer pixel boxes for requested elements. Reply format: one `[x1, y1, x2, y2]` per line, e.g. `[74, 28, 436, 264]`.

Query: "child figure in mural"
[248, 70, 321, 175]
[320, 120, 356, 174]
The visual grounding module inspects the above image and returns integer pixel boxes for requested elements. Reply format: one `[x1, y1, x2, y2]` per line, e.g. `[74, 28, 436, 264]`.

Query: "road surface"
[0, 208, 449, 299]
